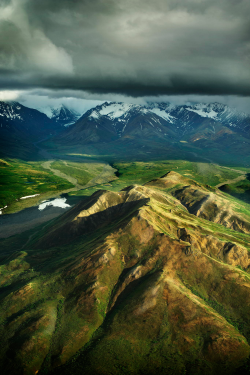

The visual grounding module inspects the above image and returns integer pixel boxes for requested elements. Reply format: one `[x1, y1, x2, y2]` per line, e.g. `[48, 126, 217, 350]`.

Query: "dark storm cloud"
[0, 0, 250, 97]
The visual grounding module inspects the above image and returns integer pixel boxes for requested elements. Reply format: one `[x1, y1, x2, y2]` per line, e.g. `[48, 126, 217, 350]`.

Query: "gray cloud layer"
[0, 0, 250, 96]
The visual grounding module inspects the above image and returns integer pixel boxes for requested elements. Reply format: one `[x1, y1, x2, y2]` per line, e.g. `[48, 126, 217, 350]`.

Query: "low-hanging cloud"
[0, 0, 250, 97]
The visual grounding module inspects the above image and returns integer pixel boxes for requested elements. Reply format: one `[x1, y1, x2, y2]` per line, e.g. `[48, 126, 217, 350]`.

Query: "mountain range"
[55, 101, 250, 166]
[0, 99, 250, 164]
[65, 100, 250, 140]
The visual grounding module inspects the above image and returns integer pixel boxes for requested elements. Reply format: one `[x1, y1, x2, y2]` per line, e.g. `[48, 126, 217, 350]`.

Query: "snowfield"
[149, 108, 176, 123]
[38, 197, 71, 211]
[186, 107, 218, 119]
[99, 103, 134, 119]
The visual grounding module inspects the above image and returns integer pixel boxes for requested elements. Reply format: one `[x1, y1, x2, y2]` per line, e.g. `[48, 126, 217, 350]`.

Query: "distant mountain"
[0, 101, 63, 158]
[146, 101, 250, 137]
[59, 101, 250, 142]
[3, 99, 243, 164]
[58, 102, 178, 144]
[37, 104, 81, 127]
[54, 101, 250, 165]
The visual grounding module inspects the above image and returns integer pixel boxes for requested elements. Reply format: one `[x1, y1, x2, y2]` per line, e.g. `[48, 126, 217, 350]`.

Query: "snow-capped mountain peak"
[82, 100, 250, 140]
[35, 104, 81, 126]
[37, 104, 62, 119]
[88, 101, 176, 124]
[0, 101, 23, 121]
[99, 102, 135, 119]
[88, 102, 139, 120]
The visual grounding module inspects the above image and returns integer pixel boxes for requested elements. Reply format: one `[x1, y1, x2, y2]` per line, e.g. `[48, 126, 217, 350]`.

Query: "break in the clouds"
[0, 0, 250, 97]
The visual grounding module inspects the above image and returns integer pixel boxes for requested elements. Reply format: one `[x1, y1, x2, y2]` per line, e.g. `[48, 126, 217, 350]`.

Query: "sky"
[0, 0, 250, 113]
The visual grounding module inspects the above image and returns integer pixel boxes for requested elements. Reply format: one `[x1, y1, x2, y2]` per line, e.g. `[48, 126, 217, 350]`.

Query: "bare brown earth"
[1, 173, 250, 375]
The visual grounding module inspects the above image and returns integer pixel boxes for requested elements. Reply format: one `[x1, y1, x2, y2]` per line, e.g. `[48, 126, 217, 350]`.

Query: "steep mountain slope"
[68, 101, 250, 142]
[1, 173, 250, 374]
[58, 102, 177, 145]
[147, 101, 250, 138]
[0, 101, 62, 138]
[0, 101, 63, 158]
[147, 102, 250, 157]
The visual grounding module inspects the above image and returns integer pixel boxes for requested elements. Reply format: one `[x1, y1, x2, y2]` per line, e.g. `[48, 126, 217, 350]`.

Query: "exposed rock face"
[1, 176, 250, 375]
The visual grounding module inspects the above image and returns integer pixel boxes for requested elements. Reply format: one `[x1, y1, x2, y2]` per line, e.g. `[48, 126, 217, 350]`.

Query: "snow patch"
[99, 103, 133, 119]
[64, 121, 76, 127]
[149, 108, 176, 123]
[90, 111, 99, 119]
[38, 197, 71, 211]
[0, 206, 7, 214]
[186, 107, 218, 119]
[122, 123, 127, 133]
[0, 102, 23, 120]
[20, 194, 40, 200]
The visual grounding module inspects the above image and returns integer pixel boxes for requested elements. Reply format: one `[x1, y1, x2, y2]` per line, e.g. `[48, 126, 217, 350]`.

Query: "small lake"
[0, 195, 84, 238]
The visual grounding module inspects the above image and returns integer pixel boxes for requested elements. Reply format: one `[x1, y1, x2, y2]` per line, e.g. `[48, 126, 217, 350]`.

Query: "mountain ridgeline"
[0, 102, 80, 159]
[66, 101, 250, 142]
[54, 101, 250, 165]
[1, 172, 250, 374]
[0, 100, 250, 163]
